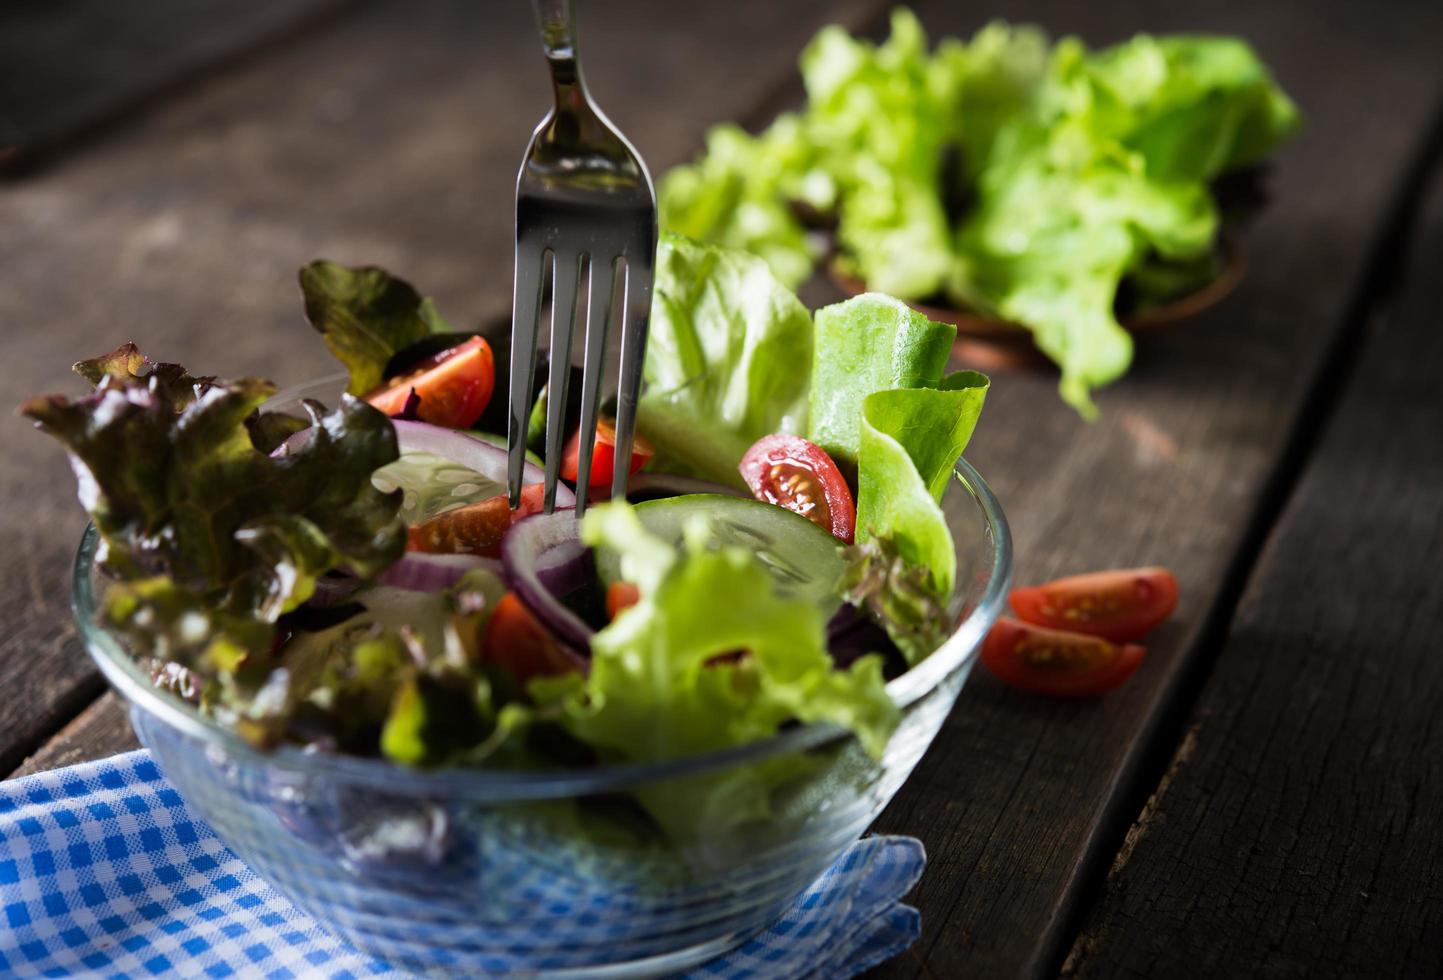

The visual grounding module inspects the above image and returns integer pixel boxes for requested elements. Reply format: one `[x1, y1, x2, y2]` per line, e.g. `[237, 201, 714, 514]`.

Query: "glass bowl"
[71, 377, 1011, 978]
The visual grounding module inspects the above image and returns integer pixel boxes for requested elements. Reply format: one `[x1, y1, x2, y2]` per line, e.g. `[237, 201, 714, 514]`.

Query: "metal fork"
[508, 0, 657, 515]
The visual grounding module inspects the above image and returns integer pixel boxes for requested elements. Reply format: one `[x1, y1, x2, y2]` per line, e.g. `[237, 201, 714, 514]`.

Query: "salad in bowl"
[33, 234, 1011, 975]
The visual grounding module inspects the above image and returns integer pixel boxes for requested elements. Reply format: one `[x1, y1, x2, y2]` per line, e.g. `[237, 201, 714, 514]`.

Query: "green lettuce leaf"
[953, 119, 1216, 416]
[533, 503, 898, 786]
[934, 21, 1051, 184]
[853, 372, 988, 600]
[837, 536, 948, 665]
[801, 9, 957, 298]
[658, 14, 1299, 417]
[808, 291, 987, 611]
[1076, 34, 1302, 182]
[300, 260, 452, 395]
[949, 33, 1297, 415]
[659, 118, 822, 290]
[808, 293, 956, 468]
[531, 501, 897, 835]
[638, 233, 814, 485]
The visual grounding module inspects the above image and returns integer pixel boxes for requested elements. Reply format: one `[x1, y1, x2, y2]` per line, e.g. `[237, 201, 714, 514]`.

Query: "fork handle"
[531, 0, 591, 117]
[531, 0, 578, 67]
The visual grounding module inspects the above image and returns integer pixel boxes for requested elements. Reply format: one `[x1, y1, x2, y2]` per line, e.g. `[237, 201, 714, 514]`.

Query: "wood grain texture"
[0, 0, 883, 776]
[6, 1, 1443, 975]
[9, 694, 137, 780]
[1061, 143, 1443, 980]
[861, 0, 1443, 975]
[0, 0, 360, 175]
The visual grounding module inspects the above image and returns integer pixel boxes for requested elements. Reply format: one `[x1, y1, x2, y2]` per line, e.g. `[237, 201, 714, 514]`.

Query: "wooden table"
[3, 1, 1441, 976]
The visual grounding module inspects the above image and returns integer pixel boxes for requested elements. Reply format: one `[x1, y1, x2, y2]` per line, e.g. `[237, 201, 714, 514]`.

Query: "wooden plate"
[827, 236, 1246, 372]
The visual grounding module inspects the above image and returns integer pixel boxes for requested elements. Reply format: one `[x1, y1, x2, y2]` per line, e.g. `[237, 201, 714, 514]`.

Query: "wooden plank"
[9, 694, 137, 780]
[8, 3, 1441, 976]
[0, 0, 885, 777]
[859, 1, 1443, 975]
[0, 0, 361, 176]
[1061, 140, 1443, 980]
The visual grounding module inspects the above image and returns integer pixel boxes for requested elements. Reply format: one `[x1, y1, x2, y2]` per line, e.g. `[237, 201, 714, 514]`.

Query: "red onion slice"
[378, 552, 502, 593]
[501, 510, 594, 651]
[309, 574, 364, 607]
[392, 420, 574, 508]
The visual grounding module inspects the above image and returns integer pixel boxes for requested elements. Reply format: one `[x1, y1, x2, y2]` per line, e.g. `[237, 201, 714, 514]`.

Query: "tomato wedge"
[981, 618, 1145, 698]
[366, 335, 495, 429]
[1009, 567, 1178, 643]
[406, 484, 544, 559]
[605, 581, 640, 619]
[560, 418, 655, 488]
[482, 592, 581, 684]
[738, 434, 855, 543]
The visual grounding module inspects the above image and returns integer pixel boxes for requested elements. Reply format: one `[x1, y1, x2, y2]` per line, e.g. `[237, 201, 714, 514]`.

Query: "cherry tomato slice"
[406, 484, 544, 559]
[1009, 567, 1178, 643]
[482, 592, 582, 684]
[738, 434, 856, 543]
[366, 335, 495, 429]
[981, 618, 1145, 698]
[560, 418, 655, 488]
[605, 581, 641, 619]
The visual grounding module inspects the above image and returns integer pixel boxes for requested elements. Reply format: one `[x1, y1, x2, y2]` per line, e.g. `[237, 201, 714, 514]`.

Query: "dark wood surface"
[1061, 142, 1443, 980]
[862, 0, 1443, 975]
[0, 0, 359, 175]
[9, 694, 136, 780]
[3, 2, 1442, 978]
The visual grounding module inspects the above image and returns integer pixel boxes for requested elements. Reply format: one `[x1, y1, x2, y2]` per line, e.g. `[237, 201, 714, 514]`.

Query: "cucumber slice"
[372, 433, 541, 527]
[373, 450, 504, 526]
[597, 494, 845, 615]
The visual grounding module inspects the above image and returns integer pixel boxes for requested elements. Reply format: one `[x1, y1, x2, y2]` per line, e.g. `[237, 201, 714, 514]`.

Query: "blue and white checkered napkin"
[0, 751, 924, 979]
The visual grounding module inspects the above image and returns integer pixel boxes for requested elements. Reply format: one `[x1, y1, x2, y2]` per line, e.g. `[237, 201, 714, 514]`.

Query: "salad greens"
[300, 260, 452, 395]
[28, 229, 990, 824]
[640, 238, 986, 613]
[535, 502, 895, 835]
[798, 9, 958, 301]
[534, 505, 897, 766]
[639, 234, 814, 486]
[21, 347, 416, 743]
[281, 574, 513, 765]
[594, 494, 848, 620]
[22, 353, 404, 617]
[808, 293, 956, 469]
[838, 535, 948, 666]
[657, 119, 822, 290]
[659, 9, 1300, 416]
[855, 376, 987, 602]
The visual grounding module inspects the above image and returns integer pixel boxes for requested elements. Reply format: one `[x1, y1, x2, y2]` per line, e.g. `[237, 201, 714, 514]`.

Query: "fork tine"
[572, 256, 616, 514]
[609, 257, 653, 500]
[508, 245, 548, 508]
[542, 251, 583, 513]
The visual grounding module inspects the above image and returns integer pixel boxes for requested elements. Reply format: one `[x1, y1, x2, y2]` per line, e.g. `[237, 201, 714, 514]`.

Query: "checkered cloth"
[0, 751, 923, 978]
